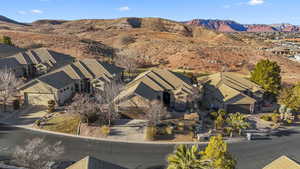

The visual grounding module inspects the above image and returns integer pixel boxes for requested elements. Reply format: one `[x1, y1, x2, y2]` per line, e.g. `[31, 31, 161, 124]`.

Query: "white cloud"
[117, 6, 130, 12]
[248, 0, 265, 6]
[31, 9, 43, 14]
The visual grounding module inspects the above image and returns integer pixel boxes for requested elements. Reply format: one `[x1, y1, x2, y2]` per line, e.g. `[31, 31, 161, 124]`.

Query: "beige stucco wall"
[25, 93, 55, 106]
[56, 83, 75, 105]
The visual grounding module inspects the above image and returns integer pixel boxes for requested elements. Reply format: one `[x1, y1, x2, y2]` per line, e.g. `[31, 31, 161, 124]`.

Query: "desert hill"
[0, 16, 299, 83]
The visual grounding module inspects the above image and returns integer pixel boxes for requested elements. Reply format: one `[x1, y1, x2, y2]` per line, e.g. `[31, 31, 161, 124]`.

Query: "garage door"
[227, 104, 251, 114]
[26, 93, 55, 106]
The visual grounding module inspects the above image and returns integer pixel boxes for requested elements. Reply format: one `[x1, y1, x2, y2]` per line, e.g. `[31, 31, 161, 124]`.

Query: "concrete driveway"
[0, 106, 47, 126]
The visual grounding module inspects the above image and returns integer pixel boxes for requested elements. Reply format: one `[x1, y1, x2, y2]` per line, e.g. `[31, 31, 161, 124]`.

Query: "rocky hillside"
[186, 19, 300, 32]
[0, 16, 299, 83]
[186, 19, 247, 32]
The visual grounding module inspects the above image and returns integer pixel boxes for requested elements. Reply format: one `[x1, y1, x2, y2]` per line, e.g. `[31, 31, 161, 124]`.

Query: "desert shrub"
[188, 131, 195, 138]
[35, 120, 41, 126]
[47, 100, 56, 113]
[145, 126, 157, 141]
[101, 125, 111, 137]
[260, 115, 271, 121]
[0, 36, 13, 46]
[261, 113, 280, 123]
[177, 121, 185, 131]
[156, 127, 165, 135]
[165, 126, 173, 135]
[271, 114, 280, 123]
[286, 119, 293, 125]
[119, 35, 135, 45]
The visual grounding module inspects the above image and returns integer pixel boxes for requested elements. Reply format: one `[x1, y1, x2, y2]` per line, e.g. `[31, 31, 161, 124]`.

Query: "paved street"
[0, 123, 300, 169]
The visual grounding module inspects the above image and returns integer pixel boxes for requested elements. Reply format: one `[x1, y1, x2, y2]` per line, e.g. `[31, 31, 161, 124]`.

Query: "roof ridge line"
[152, 70, 176, 90]
[78, 60, 96, 78]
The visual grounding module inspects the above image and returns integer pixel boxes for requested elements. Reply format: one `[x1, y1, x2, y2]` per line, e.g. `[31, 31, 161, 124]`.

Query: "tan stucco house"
[19, 59, 123, 106]
[200, 72, 264, 114]
[0, 48, 74, 79]
[116, 69, 202, 113]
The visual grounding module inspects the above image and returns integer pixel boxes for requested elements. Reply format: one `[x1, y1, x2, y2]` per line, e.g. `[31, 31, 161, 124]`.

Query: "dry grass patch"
[40, 114, 80, 134]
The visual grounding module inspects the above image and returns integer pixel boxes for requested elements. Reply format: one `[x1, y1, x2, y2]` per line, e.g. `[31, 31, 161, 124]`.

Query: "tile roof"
[0, 48, 74, 70]
[19, 59, 123, 90]
[118, 69, 193, 102]
[128, 69, 192, 92]
[202, 72, 263, 105]
[66, 156, 127, 169]
[38, 71, 74, 89]
[116, 81, 158, 102]
[0, 44, 25, 58]
[263, 156, 300, 169]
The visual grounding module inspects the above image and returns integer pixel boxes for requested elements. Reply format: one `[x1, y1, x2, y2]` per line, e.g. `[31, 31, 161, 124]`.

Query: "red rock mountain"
[186, 19, 300, 32]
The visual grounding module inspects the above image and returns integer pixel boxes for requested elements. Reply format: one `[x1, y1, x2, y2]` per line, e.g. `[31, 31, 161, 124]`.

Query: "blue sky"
[1, 0, 300, 24]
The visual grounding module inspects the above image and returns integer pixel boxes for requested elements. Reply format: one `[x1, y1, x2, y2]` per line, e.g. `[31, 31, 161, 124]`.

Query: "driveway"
[0, 106, 47, 126]
[0, 123, 300, 169]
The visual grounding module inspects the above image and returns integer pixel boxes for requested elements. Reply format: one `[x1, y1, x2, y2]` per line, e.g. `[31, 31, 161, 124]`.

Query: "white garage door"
[26, 93, 55, 106]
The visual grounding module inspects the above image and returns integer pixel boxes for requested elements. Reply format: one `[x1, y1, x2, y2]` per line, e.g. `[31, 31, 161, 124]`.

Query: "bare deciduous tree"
[67, 93, 96, 124]
[0, 69, 22, 112]
[13, 138, 64, 169]
[145, 100, 168, 127]
[95, 80, 123, 126]
[115, 49, 139, 79]
[187, 86, 202, 112]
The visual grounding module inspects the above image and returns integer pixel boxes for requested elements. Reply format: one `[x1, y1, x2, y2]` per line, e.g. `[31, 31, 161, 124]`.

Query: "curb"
[1, 122, 246, 145]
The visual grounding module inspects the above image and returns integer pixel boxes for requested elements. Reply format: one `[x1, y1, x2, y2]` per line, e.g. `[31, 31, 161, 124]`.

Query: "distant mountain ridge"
[185, 19, 300, 32]
[0, 15, 27, 26]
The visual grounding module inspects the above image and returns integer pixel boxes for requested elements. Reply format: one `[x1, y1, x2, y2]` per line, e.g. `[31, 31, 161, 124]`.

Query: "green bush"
[271, 114, 280, 123]
[80, 115, 88, 123]
[87, 112, 98, 123]
[145, 126, 157, 141]
[80, 112, 98, 124]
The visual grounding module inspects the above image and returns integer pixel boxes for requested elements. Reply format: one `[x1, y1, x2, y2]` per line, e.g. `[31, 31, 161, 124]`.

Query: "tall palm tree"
[167, 144, 210, 169]
[226, 112, 250, 136]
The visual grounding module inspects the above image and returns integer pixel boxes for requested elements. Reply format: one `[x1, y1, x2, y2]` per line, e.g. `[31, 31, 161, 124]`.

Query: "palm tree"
[210, 109, 227, 119]
[226, 112, 250, 136]
[167, 144, 210, 169]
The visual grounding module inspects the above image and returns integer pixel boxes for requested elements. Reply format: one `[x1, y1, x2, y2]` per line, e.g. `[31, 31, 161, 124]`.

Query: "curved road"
[0, 124, 300, 169]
